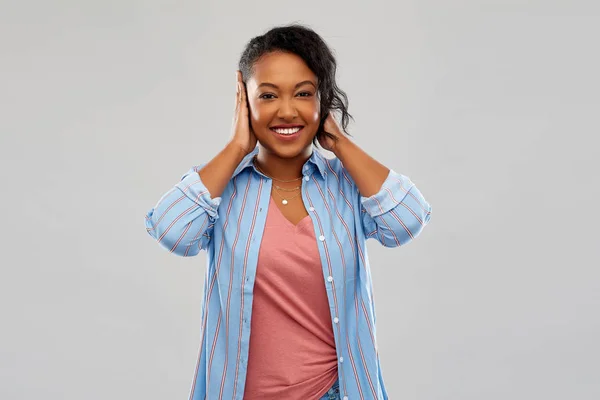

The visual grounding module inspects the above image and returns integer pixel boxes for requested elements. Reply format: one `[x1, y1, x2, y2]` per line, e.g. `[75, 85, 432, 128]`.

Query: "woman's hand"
[318, 113, 349, 155]
[229, 70, 257, 155]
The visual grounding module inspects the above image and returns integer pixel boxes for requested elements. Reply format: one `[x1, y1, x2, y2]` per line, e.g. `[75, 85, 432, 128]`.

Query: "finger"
[239, 81, 246, 103]
[240, 90, 249, 120]
[326, 112, 338, 127]
[235, 71, 241, 106]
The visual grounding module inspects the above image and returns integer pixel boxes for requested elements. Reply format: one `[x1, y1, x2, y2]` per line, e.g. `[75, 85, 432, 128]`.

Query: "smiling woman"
[247, 53, 321, 153]
[144, 24, 432, 400]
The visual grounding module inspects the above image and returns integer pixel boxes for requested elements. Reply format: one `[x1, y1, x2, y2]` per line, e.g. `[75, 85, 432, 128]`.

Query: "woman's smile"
[270, 124, 305, 141]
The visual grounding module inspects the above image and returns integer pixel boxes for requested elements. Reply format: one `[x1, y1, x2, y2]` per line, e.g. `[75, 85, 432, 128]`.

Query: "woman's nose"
[277, 99, 298, 119]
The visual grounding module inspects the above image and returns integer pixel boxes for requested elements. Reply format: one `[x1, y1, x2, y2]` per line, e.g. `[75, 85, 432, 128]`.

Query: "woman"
[145, 24, 432, 400]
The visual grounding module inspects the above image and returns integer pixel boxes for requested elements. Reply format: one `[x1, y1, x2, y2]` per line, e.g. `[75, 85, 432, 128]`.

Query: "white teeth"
[272, 127, 301, 135]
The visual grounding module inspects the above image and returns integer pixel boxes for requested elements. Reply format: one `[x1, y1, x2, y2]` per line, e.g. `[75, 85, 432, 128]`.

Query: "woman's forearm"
[333, 138, 390, 197]
[198, 143, 249, 198]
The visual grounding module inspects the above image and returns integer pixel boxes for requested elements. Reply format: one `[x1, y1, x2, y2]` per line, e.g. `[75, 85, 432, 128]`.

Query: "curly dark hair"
[238, 24, 353, 147]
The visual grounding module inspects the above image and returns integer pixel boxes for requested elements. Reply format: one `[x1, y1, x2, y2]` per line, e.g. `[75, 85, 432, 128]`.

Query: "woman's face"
[245, 51, 321, 159]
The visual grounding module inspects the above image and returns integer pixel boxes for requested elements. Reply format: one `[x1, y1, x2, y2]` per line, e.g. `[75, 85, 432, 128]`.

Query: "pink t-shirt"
[244, 197, 338, 400]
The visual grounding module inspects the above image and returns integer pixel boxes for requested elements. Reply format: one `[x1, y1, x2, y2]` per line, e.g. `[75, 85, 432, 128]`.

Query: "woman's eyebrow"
[257, 80, 316, 90]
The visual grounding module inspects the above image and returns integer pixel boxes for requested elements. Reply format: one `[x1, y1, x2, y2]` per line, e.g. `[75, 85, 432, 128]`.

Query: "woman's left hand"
[318, 113, 349, 154]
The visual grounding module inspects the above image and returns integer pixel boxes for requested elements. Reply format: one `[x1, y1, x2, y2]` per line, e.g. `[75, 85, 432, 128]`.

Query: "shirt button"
[304, 175, 310, 181]
[327, 276, 333, 282]
[333, 317, 339, 323]
[343, 397, 348, 400]
[309, 207, 315, 212]
[319, 235, 325, 241]
[339, 356, 344, 363]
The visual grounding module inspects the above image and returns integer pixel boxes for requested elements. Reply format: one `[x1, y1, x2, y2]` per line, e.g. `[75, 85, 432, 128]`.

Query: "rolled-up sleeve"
[145, 166, 220, 256]
[360, 169, 432, 247]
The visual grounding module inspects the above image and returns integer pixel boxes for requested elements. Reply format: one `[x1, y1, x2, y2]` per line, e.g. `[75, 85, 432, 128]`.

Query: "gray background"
[2, 1, 599, 399]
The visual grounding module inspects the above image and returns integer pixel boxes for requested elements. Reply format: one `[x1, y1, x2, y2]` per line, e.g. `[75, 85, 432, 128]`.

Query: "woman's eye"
[259, 93, 276, 100]
[297, 92, 312, 97]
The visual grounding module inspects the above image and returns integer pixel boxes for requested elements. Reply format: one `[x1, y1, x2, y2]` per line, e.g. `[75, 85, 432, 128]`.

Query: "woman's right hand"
[230, 70, 257, 155]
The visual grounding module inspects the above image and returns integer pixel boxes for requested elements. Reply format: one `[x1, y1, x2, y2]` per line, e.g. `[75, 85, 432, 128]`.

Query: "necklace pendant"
[282, 199, 288, 205]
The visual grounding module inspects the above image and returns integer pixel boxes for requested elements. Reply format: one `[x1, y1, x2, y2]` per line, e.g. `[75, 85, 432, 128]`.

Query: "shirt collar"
[233, 146, 328, 180]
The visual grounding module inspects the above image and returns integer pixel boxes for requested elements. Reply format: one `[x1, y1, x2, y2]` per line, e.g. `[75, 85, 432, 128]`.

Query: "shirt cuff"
[175, 169, 222, 219]
[360, 169, 415, 217]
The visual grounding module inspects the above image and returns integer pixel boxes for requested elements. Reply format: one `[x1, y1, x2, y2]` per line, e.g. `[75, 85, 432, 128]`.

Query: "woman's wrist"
[332, 135, 352, 158]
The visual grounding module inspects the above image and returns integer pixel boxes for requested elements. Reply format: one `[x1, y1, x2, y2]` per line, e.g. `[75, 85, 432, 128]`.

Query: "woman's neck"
[254, 145, 313, 182]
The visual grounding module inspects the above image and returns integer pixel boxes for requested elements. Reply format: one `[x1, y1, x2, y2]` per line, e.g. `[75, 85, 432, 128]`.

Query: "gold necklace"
[274, 184, 301, 192]
[253, 157, 303, 183]
[272, 186, 302, 205]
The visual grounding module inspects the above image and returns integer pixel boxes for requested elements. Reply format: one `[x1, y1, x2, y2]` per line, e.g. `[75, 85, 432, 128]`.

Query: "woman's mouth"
[270, 126, 304, 140]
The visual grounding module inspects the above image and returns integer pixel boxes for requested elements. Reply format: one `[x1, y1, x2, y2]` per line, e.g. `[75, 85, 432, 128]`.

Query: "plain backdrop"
[2, 1, 599, 399]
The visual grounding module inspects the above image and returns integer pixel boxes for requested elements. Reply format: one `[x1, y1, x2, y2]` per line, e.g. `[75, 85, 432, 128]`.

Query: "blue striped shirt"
[145, 147, 432, 400]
